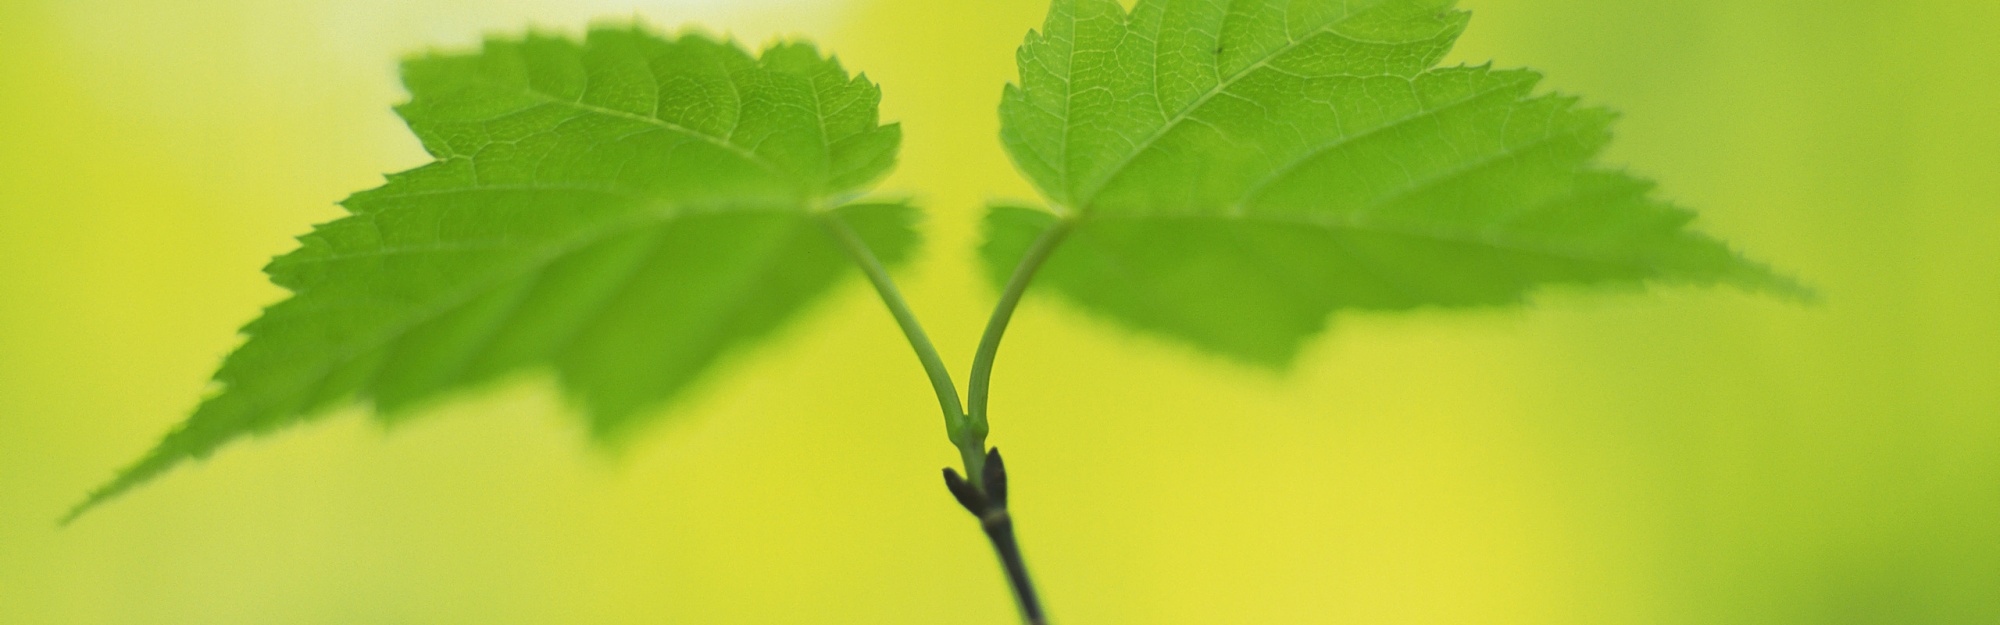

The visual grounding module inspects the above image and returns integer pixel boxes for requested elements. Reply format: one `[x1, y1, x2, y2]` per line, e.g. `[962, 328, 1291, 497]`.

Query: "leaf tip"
[58, 447, 177, 527]
[1741, 267, 1822, 305]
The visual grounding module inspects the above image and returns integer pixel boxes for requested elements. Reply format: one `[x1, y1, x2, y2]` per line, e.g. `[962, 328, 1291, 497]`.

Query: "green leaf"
[71, 27, 911, 521]
[988, 0, 1807, 366]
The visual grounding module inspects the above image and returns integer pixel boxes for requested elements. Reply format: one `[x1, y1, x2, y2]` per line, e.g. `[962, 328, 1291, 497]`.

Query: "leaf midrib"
[1228, 73, 1545, 214]
[233, 191, 811, 440]
[1071, 0, 1432, 208]
[446, 73, 789, 181]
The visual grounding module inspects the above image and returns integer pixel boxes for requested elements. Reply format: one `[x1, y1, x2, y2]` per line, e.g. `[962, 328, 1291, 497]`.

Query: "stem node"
[943, 448, 1045, 625]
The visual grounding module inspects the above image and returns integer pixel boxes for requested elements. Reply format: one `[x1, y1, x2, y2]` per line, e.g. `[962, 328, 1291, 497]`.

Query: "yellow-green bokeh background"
[3, 0, 1996, 622]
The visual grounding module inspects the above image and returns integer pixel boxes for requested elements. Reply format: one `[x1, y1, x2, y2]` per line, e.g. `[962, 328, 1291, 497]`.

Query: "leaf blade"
[989, 0, 1805, 366]
[69, 27, 910, 521]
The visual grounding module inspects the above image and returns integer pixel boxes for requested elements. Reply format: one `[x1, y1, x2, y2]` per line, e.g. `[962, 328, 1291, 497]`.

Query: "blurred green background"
[2, 0, 1995, 623]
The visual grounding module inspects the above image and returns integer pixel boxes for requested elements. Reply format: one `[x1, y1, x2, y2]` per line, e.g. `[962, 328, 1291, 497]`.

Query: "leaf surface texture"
[989, 0, 1804, 365]
[76, 28, 911, 518]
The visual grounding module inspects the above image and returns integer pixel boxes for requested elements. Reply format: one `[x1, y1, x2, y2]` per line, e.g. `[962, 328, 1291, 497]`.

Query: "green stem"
[821, 209, 1069, 625]
[965, 216, 1074, 450]
[815, 212, 987, 479]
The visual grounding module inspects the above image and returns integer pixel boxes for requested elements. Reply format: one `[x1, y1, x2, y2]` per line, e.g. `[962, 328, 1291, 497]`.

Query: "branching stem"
[819, 210, 1070, 625]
